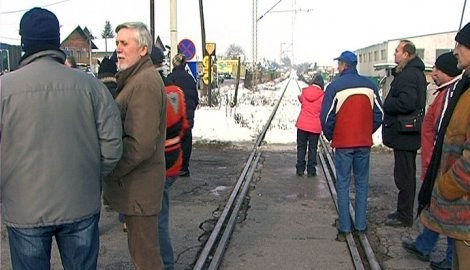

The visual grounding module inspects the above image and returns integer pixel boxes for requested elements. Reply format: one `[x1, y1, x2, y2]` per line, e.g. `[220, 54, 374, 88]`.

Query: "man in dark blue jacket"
[167, 53, 199, 177]
[383, 40, 427, 227]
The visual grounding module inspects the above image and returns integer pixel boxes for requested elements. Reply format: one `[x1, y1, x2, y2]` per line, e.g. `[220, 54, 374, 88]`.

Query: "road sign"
[202, 56, 210, 85]
[178, 39, 196, 60]
[205, 43, 216, 56]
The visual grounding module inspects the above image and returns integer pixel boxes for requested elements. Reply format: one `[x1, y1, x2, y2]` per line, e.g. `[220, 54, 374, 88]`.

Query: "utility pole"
[199, 0, 212, 106]
[252, 0, 258, 90]
[255, 0, 312, 66]
[170, 0, 178, 69]
[150, 0, 155, 42]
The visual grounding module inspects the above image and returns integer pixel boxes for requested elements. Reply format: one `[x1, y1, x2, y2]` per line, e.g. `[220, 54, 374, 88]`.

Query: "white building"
[356, 31, 457, 77]
[355, 31, 457, 104]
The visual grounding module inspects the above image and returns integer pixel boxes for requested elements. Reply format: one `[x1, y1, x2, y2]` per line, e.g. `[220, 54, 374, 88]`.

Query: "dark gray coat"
[0, 50, 122, 227]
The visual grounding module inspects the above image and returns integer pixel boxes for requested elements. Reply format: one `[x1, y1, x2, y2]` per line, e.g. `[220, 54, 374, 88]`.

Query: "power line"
[0, 0, 72, 15]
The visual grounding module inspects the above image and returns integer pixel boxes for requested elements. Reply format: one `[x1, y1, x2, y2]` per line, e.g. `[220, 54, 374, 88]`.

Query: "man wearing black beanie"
[0, 7, 122, 269]
[419, 22, 470, 269]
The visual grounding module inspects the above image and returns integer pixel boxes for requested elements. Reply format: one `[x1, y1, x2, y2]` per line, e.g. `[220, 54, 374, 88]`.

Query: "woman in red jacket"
[295, 74, 324, 177]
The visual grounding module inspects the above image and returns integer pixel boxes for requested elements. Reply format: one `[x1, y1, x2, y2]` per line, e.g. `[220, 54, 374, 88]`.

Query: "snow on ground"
[193, 76, 383, 146]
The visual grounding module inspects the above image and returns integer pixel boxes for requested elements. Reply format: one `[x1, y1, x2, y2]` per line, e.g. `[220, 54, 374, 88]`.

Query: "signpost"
[203, 42, 216, 106]
[177, 39, 196, 60]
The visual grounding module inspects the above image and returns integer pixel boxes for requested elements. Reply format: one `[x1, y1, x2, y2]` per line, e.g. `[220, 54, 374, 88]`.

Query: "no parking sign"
[178, 39, 196, 61]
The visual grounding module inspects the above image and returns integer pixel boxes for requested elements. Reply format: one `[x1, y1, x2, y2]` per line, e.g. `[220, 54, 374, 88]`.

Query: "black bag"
[396, 110, 423, 133]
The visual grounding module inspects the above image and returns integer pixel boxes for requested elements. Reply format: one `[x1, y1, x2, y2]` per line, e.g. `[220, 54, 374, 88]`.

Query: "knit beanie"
[435, 52, 462, 77]
[312, 74, 325, 90]
[456, 22, 470, 48]
[98, 57, 117, 79]
[150, 45, 165, 66]
[19, 7, 60, 54]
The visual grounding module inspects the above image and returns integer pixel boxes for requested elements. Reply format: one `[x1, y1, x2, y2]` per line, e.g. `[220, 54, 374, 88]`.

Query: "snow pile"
[193, 78, 383, 146]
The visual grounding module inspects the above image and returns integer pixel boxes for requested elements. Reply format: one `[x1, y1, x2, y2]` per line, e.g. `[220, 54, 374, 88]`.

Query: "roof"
[60, 26, 98, 49]
[373, 62, 433, 72]
[93, 38, 117, 53]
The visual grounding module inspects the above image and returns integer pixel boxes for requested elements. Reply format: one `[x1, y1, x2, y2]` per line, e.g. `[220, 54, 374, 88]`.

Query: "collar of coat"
[19, 49, 66, 68]
[116, 55, 153, 89]
[434, 73, 463, 94]
[395, 55, 417, 74]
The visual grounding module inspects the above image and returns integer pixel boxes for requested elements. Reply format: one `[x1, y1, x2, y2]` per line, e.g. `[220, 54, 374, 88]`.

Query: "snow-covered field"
[193, 76, 383, 146]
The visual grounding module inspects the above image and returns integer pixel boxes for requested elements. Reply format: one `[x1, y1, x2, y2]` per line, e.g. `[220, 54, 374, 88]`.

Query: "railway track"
[193, 76, 381, 270]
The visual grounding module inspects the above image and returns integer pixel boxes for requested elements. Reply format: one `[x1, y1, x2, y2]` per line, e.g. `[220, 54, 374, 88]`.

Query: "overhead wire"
[0, 0, 72, 15]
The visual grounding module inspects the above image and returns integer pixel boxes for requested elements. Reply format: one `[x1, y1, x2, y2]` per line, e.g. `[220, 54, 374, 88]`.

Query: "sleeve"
[437, 114, 470, 200]
[320, 85, 336, 141]
[110, 80, 165, 179]
[383, 72, 419, 115]
[178, 87, 189, 138]
[372, 86, 384, 133]
[93, 84, 123, 177]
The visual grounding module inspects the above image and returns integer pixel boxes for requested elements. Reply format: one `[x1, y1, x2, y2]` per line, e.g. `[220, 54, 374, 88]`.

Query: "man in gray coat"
[0, 8, 122, 269]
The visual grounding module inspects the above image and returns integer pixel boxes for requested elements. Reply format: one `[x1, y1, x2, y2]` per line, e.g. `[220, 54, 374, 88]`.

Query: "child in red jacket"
[295, 74, 324, 177]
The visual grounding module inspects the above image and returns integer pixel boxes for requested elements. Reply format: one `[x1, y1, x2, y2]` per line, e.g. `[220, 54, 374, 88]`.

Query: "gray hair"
[115, 22, 153, 54]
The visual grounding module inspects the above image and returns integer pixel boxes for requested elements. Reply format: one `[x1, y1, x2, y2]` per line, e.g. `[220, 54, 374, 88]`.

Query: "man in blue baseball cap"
[333, 50, 358, 66]
[321, 50, 383, 241]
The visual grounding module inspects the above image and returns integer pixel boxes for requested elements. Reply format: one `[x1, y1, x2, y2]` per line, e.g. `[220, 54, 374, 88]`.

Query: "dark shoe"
[402, 240, 429, 262]
[296, 171, 304, 176]
[179, 170, 190, 177]
[385, 217, 413, 227]
[430, 259, 451, 270]
[354, 227, 368, 236]
[307, 171, 317, 177]
[336, 231, 348, 242]
[387, 211, 398, 219]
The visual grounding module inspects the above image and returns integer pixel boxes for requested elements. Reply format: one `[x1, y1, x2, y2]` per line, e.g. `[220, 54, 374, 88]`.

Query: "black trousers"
[181, 128, 193, 172]
[393, 149, 417, 223]
[296, 129, 319, 174]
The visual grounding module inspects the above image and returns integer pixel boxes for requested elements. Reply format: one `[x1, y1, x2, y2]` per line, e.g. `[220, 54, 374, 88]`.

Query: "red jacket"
[420, 77, 460, 181]
[165, 85, 189, 177]
[296, 84, 324, 133]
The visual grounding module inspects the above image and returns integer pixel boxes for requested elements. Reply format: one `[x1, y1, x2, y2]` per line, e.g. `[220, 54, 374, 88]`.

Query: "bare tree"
[101, 21, 115, 55]
[225, 44, 245, 60]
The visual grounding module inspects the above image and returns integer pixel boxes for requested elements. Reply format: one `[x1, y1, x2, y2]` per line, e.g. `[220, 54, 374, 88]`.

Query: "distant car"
[223, 73, 232, 79]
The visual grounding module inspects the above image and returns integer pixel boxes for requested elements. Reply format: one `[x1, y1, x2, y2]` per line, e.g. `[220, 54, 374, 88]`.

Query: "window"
[368, 52, 372, 62]
[381, 49, 386, 60]
[436, 49, 452, 59]
[359, 54, 363, 63]
[416, 49, 424, 60]
[374, 51, 378, 61]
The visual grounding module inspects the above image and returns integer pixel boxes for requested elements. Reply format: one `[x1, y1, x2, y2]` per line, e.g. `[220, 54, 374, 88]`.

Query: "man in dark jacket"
[383, 40, 427, 227]
[167, 53, 199, 177]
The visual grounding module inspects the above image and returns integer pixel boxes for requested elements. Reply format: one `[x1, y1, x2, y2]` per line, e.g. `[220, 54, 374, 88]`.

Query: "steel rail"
[193, 77, 292, 270]
[319, 136, 381, 270]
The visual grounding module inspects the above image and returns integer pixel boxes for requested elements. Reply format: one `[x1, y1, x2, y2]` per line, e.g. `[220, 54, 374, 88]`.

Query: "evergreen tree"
[101, 21, 115, 54]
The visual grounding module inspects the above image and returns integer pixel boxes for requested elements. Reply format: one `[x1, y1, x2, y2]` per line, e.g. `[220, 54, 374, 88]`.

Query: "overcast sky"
[0, 0, 468, 65]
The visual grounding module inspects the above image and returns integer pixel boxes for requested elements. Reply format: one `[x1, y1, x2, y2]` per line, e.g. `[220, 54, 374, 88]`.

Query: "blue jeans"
[7, 213, 100, 270]
[159, 177, 176, 270]
[415, 226, 453, 263]
[335, 148, 370, 233]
